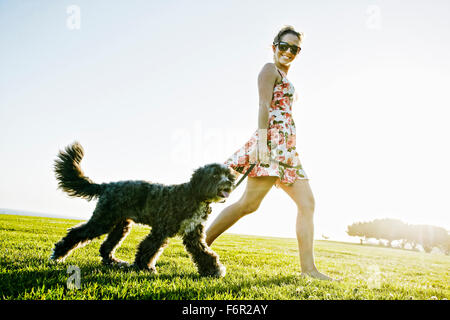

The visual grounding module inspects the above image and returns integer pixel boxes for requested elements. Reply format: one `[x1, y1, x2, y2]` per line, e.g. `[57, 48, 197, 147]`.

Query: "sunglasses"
[274, 41, 301, 55]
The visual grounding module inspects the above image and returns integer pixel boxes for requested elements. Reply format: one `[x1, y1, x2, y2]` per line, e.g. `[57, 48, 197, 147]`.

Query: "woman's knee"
[237, 199, 261, 216]
[297, 195, 315, 216]
[236, 176, 275, 216]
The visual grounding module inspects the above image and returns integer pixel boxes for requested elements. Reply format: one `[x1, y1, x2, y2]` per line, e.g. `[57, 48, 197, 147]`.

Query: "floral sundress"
[224, 67, 308, 188]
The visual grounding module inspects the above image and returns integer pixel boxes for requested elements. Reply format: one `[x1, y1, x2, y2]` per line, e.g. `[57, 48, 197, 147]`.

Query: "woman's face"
[272, 33, 301, 67]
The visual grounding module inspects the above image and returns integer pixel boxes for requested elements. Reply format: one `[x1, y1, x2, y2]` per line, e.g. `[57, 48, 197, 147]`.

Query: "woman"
[205, 26, 334, 281]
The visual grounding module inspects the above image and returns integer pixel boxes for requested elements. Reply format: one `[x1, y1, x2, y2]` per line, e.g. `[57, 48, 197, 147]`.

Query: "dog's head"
[189, 163, 237, 203]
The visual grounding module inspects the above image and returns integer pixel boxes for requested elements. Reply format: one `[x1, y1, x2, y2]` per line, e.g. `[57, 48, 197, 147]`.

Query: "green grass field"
[0, 214, 448, 300]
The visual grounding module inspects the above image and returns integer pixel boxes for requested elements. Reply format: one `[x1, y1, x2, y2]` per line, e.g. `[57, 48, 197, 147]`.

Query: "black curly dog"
[50, 142, 236, 277]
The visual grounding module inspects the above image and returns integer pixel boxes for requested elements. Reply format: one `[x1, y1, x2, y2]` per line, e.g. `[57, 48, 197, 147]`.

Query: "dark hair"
[273, 25, 303, 44]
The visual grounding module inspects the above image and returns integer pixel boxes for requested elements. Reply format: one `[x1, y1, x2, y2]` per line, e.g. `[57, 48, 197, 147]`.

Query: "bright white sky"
[1, 0, 449, 241]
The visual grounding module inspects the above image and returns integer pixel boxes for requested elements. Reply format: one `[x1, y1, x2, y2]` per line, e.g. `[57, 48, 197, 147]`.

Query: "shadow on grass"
[0, 256, 307, 299]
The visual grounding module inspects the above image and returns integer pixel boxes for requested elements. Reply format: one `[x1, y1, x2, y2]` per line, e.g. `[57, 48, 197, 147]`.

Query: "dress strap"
[276, 67, 287, 78]
[276, 68, 284, 78]
[274, 67, 285, 86]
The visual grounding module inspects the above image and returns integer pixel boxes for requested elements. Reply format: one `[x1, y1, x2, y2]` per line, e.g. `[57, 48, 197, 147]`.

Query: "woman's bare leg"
[279, 179, 335, 281]
[206, 176, 277, 246]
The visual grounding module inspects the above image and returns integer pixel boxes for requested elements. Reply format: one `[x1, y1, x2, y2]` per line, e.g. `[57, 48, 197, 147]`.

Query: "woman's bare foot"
[301, 269, 340, 281]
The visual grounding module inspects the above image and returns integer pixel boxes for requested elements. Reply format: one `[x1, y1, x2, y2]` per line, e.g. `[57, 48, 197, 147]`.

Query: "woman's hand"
[258, 143, 270, 164]
[248, 146, 258, 164]
[248, 143, 270, 164]
[249, 129, 270, 164]
[257, 128, 270, 164]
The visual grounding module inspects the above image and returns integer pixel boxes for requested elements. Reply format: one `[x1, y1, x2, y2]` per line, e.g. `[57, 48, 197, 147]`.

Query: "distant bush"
[346, 219, 449, 254]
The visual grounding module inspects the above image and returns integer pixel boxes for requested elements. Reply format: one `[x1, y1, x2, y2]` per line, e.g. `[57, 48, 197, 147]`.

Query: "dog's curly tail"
[54, 142, 103, 201]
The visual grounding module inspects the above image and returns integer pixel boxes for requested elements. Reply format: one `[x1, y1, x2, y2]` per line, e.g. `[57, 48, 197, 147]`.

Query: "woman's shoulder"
[260, 62, 278, 74]
[259, 62, 282, 85]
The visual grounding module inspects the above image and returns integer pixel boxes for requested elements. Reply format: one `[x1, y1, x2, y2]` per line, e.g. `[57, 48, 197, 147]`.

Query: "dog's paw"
[200, 264, 226, 278]
[49, 250, 65, 263]
[131, 263, 158, 274]
[215, 264, 227, 278]
[103, 258, 130, 269]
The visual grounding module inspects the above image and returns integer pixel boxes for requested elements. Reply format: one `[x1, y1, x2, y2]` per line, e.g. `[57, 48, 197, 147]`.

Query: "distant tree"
[372, 219, 408, 247]
[412, 224, 448, 253]
[442, 235, 450, 255]
[347, 219, 449, 253]
[399, 239, 408, 249]
[346, 222, 370, 244]
[404, 225, 420, 249]
[347, 219, 407, 247]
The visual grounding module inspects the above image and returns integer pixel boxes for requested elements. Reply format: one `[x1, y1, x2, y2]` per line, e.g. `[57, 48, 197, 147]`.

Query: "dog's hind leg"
[133, 231, 169, 273]
[50, 218, 113, 262]
[182, 224, 226, 278]
[99, 219, 133, 267]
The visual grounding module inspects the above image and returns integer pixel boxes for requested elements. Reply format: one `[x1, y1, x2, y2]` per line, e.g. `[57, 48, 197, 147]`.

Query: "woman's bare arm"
[257, 63, 279, 129]
[253, 63, 280, 164]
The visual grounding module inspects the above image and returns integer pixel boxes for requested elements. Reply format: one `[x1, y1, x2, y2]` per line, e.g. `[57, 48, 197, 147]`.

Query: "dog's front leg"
[182, 223, 226, 278]
[133, 230, 169, 274]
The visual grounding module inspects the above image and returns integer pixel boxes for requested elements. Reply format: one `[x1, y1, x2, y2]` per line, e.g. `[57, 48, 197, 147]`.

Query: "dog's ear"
[190, 166, 202, 183]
